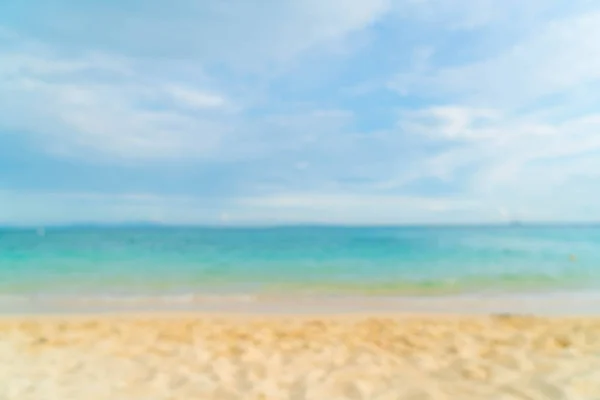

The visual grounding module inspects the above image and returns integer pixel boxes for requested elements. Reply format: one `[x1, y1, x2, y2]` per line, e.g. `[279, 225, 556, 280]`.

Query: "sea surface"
[0, 226, 599, 302]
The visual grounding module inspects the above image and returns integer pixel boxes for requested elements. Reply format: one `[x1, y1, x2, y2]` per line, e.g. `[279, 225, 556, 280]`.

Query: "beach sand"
[1, 313, 600, 399]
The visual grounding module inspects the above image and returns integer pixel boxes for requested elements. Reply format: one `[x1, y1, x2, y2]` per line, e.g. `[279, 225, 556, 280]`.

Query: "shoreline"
[1, 288, 600, 316]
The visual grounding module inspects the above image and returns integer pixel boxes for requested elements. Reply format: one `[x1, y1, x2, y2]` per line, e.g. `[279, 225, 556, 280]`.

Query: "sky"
[2, 0, 600, 225]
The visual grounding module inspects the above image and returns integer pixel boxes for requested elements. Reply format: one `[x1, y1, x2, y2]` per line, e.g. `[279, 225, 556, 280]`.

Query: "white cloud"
[4, 0, 600, 224]
[0, 189, 488, 225]
[0, 190, 225, 226]
[0, 46, 232, 160]
[380, 3, 600, 221]
[6, 0, 391, 71]
[391, 103, 600, 220]
[0, 0, 392, 161]
[409, 106, 600, 170]
[232, 192, 486, 224]
[399, 106, 502, 140]
[391, 10, 600, 108]
[240, 192, 475, 210]
[165, 85, 226, 110]
[396, 0, 595, 31]
[393, 0, 528, 30]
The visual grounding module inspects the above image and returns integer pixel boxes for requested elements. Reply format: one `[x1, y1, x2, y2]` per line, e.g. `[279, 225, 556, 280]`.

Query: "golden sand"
[0, 314, 599, 399]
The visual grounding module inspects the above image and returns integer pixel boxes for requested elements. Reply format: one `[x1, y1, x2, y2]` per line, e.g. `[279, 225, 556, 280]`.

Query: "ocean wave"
[0, 293, 259, 306]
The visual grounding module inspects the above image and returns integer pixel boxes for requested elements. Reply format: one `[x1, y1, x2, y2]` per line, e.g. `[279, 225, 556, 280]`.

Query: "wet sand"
[1, 313, 600, 399]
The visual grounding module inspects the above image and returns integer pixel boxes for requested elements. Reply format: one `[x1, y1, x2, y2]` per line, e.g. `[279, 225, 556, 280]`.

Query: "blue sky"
[2, 0, 600, 225]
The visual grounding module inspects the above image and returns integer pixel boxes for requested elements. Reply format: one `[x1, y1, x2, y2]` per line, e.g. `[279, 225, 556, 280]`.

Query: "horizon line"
[2, 221, 600, 230]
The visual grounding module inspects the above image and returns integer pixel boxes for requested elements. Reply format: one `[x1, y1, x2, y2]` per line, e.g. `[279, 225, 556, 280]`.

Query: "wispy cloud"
[165, 85, 227, 110]
[1, 0, 390, 70]
[0, 40, 231, 160]
[3, 0, 600, 224]
[390, 9, 600, 109]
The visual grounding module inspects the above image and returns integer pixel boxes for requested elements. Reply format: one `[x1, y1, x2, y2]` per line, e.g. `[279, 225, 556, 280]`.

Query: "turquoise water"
[1, 226, 600, 298]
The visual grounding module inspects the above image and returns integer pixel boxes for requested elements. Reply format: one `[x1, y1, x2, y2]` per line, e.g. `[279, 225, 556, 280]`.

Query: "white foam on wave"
[0, 293, 261, 316]
[1, 290, 600, 316]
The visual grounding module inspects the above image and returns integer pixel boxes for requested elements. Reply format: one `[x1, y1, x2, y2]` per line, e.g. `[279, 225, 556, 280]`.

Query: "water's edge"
[1, 290, 599, 317]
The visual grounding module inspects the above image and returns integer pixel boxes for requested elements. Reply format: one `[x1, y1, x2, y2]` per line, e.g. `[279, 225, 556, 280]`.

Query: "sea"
[1, 225, 599, 306]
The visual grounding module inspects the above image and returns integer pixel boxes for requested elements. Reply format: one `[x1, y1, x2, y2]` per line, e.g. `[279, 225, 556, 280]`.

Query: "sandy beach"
[1, 312, 600, 400]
